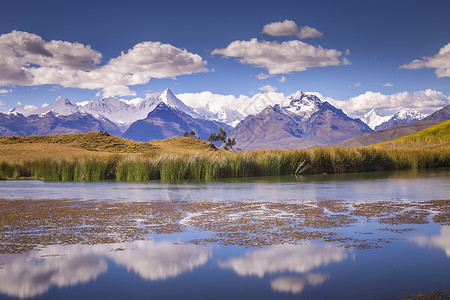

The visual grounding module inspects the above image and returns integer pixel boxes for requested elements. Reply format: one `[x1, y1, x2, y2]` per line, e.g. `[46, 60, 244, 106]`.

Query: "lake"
[0, 169, 449, 299]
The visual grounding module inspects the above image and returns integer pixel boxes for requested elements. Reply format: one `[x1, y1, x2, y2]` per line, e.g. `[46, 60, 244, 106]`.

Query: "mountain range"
[230, 92, 372, 150]
[333, 104, 450, 147]
[1, 89, 449, 149]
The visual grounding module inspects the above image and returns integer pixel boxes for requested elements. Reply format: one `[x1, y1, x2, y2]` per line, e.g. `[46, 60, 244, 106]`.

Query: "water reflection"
[270, 273, 330, 294]
[0, 241, 211, 299]
[219, 242, 349, 277]
[410, 226, 450, 257]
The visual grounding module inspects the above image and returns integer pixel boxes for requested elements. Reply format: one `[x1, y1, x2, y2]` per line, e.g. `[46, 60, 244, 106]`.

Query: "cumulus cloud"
[262, 20, 323, 39]
[297, 26, 323, 39]
[352, 82, 361, 87]
[0, 89, 12, 94]
[177, 91, 285, 118]
[256, 72, 270, 80]
[262, 20, 299, 36]
[258, 84, 277, 93]
[400, 43, 450, 78]
[278, 76, 286, 83]
[212, 38, 343, 74]
[0, 30, 208, 97]
[324, 89, 450, 117]
[382, 82, 393, 87]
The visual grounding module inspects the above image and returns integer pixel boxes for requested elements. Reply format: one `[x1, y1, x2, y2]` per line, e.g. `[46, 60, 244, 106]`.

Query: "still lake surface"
[0, 169, 449, 299]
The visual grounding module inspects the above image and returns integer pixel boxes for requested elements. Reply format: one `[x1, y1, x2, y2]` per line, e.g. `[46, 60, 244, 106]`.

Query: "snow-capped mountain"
[20, 97, 80, 117]
[231, 91, 372, 150]
[278, 91, 322, 118]
[375, 109, 425, 131]
[135, 89, 202, 120]
[361, 109, 392, 130]
[14, 89, 207, 132]
[189, 105, 244, 127]
[79, 96, 138, 132]
[122, 101, 230, 142]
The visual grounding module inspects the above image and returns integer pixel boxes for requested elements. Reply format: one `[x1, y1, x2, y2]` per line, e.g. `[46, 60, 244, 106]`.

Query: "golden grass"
[0, 131, 449, 181]
[378, 120, 450, 148]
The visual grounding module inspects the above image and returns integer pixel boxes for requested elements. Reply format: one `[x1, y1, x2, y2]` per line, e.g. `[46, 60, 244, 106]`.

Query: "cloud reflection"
[410, 226, 450, 257]
[270, 273, 330, 294]
[218, 243, 349, 277]
[0, 241, 211, 298]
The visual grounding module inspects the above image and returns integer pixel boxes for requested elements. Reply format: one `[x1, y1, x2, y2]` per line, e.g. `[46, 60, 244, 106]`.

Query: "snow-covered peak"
[79, 96, 139, 131]
[6, 108, 20, 115]
[394, 109, 425, 121]
[361, 109, 392, 130]
[20, 97, 79, 117]
[280, 91, 322, 115]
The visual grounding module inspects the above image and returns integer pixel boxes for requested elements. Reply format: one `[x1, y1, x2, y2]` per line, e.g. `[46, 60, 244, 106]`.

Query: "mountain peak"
[280, 91, 322, 115]
[361, 109, 392, 130]
[6, 108, 19, 115]
[394, 109, 424, 120]
[55, 96, 73, 105]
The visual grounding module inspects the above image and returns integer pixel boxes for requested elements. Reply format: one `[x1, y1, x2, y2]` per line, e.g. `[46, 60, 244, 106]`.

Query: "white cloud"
[325, 89, 450, 117]
[297, 26, 323, 39]
[23, 104, 37, 110]
[278, 76, 286, 83]
[212, 38, 343, 74]
[0, 89, 11, 94]
[262, 20, 323, 39]
[382, 82, 393, 87]
[400, 43, 450, 78]
[16, 101, 22, 106]
[176, 90, 285, 118]
[0, 30, 208, 97]
[258, 84, 277, 93]
[256, 72, 270, 80]
[352, 82, 361, 87]
[262, 20, 299, 36]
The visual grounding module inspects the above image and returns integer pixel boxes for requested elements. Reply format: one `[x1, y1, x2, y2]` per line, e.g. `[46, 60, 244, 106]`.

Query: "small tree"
[207, 128, 235, 150]
[189, 130, 196, 136]
[183, 131, 189, 137]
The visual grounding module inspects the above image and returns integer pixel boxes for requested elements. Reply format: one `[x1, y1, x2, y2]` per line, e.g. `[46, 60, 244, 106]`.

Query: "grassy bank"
[1, 146, 449, 181]
[1, 127, 449, 181]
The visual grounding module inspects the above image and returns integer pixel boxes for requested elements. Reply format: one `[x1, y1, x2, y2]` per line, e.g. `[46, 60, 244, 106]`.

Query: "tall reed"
[1, 146, 449, 181]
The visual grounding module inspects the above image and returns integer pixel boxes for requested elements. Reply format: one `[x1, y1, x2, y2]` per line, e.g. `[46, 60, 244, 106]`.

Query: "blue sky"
[0, 0, 449, 116]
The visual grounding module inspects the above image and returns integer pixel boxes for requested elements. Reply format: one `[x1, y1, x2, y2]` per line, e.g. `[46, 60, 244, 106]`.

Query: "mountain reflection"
[270, 273, 330, 294]
[0, 241, 211, 298]
[410, 226, 450, 257]
[218, 242, 349, 277]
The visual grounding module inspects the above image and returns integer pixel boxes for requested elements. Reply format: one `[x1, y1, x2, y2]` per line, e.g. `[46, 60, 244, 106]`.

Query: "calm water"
[1, 168, 449, 202]
[0, 169, 449, 299]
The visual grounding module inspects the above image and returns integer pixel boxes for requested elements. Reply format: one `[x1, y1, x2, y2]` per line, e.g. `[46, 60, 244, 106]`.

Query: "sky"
[0, 0, 449, 117]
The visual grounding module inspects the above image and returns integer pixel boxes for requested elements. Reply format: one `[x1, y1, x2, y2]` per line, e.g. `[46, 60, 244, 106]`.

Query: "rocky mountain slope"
[231, 92, 372, 150]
